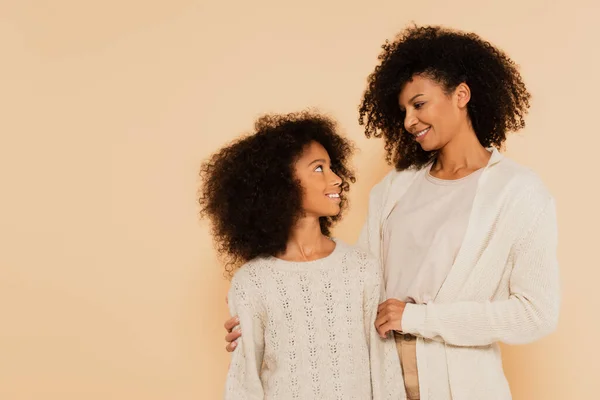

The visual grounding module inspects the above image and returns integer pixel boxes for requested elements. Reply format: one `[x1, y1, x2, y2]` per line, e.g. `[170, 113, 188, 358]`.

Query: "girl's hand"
[375, 299, 407, 338]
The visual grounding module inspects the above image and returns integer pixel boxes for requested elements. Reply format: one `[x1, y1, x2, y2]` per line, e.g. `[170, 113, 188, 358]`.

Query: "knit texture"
[224, 240, 404, 400]
[357, 148, 560, 400]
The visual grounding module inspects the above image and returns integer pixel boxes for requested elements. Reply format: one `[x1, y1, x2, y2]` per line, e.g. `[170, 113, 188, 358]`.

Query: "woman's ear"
[455, 82, 471, 109]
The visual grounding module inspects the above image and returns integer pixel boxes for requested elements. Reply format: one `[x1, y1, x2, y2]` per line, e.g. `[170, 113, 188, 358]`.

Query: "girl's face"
[294, 141, 343, 218]
[398, 74, 471, 152]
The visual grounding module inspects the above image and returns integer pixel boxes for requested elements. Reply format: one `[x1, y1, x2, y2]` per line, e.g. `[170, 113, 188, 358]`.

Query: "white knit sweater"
[224, 240, 404, 400]
[357, 148, 560, 400]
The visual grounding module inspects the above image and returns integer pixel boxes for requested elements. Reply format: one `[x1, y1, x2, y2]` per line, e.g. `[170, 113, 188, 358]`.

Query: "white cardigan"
[357, 148, 560, 400]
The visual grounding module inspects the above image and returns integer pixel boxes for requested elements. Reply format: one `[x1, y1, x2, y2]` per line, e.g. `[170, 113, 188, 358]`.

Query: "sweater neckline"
[269, 238, 343, 270]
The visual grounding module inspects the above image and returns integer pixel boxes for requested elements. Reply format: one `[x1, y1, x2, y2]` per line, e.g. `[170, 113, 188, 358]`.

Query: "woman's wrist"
[401, 302, 427, 335]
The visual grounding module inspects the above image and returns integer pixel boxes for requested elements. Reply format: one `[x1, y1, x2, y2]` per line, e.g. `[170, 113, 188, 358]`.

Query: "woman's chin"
[419, 140, 440, 152]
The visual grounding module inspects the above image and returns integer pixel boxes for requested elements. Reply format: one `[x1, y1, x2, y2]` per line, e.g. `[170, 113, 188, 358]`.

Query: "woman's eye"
[314, 165, 324, 172]
[414, 102, 425, 109]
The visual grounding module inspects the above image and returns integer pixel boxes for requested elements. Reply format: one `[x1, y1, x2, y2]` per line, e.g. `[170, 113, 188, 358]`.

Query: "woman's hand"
[375, 299, 407, 338]
[224, 316, 241, 352]
[224, 295, 241, 352]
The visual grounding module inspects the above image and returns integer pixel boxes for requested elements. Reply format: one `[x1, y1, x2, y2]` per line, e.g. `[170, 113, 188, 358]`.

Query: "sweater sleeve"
[362, 256, 403, 399]
[401, 198, 560, 347]
[224, 275, 265, 400]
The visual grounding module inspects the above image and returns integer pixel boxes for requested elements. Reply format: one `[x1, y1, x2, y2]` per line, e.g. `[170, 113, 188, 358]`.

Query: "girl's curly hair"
[199, 111, 355, 276]
[359, 25, 531, 170]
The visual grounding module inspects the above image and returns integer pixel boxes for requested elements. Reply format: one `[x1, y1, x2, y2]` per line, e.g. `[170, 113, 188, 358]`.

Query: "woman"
[202, 112, 403, 399]
[223, 26, 560, 400]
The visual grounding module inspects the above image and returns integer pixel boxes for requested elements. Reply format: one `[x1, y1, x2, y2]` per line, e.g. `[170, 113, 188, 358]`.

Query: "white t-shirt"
[383, 164, 484, 304]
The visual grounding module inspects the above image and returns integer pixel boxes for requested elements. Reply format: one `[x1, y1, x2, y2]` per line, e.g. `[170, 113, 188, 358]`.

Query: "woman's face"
[294, 141, 343, 218]
[398, 74, 471, 152]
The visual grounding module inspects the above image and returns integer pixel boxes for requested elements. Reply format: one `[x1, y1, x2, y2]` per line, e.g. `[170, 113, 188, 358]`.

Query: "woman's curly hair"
[199, 111, 355, 276]
[359, 25, 531, 170]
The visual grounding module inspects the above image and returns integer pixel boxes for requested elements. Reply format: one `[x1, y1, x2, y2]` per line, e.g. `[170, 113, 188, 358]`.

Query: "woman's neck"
[432, 127, 491, 179]
[277, 216, 335, 262]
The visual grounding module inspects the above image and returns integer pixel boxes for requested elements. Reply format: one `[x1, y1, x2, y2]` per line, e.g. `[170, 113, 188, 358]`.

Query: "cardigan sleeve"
[357, 221, 370, 253]
[401, 197, 560, 347]
[356, 171, 393, 255]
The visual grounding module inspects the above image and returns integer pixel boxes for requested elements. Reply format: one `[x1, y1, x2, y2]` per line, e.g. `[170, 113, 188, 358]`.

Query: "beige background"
[1, 0, 598, 398]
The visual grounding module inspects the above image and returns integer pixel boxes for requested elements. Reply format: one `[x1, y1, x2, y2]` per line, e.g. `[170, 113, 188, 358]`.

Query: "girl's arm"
[224, 275, 265, 400]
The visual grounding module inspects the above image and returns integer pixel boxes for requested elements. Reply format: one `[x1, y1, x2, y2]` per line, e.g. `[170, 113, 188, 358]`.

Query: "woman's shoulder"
[491, 154, 554, 204]
[366, 166, 424, 208]
[372, 166, 422, 189]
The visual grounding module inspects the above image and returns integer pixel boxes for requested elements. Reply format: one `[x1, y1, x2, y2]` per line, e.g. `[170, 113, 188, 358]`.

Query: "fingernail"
[235, 317, 240, 323]
[232, 342, 237, 347]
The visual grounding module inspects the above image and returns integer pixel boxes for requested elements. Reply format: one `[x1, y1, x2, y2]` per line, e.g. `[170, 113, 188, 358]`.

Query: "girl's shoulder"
[230, 257, 275, 287]
[335, 239, 382, 281]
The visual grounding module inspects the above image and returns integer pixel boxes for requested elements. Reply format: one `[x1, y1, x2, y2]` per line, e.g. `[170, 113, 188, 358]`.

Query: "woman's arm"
[363, 258, 403, 399]
[401, 198, 560, 347]
[224, 277, 265, 400]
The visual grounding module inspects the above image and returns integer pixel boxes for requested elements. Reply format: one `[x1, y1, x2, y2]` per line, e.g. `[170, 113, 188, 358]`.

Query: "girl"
[199, 111, 403, 399]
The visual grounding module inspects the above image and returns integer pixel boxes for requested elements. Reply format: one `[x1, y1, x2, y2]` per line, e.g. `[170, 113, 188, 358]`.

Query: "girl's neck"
[277, 216, 335, 262]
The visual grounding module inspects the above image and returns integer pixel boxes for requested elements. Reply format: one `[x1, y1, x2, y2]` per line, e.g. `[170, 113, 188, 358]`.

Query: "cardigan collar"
[382, 146, 504, 224]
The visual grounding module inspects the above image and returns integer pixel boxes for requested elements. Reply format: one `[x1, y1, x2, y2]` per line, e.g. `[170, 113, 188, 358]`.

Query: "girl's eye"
[414, 102, 425, 109]
[315, 165, 323, 172]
